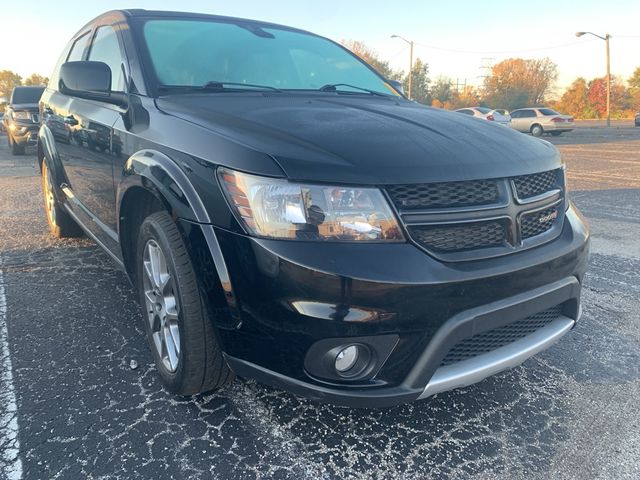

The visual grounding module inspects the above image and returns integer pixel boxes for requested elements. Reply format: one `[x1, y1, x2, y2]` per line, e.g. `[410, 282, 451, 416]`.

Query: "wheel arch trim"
[118, 149, 240, 316]
[37, 125, 71, 199]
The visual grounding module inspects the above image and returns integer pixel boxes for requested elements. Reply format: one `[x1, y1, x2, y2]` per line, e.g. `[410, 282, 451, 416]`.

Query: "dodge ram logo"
[538, 210, 558, 223]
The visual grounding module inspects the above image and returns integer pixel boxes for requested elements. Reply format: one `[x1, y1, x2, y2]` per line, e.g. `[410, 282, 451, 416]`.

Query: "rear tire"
[41, 161, 83, 237]
[531, 124, 544, 137]
[136, 211, 234, 395]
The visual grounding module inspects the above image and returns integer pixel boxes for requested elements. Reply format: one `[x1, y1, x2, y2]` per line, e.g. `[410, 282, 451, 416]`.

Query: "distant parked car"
[0, 112, 4, 133]
[455, 107, 511, 127]
[510, 108, 574, 137]
[4, 85, 45, 154]
[635, 112, 639, 127]
[493, 109, 509, 116]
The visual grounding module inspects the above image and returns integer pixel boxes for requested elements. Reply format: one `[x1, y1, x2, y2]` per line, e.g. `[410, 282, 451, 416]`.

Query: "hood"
[156, 94, 561, 185]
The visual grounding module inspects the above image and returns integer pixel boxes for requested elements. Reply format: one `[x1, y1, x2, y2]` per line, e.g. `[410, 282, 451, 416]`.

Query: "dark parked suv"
[38, 10, 590, 407]
[5, 85, 45, 154]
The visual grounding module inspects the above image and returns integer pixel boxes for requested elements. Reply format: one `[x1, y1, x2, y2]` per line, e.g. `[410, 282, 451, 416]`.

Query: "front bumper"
[213, 204, 590, 407]
[8, 121, 39, 145]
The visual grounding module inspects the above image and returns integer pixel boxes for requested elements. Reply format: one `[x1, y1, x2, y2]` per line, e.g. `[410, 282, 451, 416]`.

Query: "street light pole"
[576, 31, 612, 127]
[605, 34, 611, 128]
[391, 34, 414, 99]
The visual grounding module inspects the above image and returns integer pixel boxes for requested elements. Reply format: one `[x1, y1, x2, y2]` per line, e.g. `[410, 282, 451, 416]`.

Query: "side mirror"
[59, 61, 127, 107]
[387, 79, 404, 95]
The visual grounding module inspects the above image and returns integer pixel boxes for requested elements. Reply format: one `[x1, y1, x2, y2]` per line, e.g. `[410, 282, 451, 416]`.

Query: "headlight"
[219, 168, 404, 242]
[12, 111, 31, 120]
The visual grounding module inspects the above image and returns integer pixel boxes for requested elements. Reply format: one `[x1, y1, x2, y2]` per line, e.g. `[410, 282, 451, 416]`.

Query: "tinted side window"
[48, 32, 88, 90]
[88, 26, 125, 92]
[521, 110, 536, 118]
[67, 33, 89, 62]
[458, 109, 474, 115]
[510, 111, 521, 118]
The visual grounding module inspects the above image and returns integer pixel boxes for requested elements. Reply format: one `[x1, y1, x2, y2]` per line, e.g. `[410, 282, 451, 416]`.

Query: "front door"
[52, 24, 128, 247]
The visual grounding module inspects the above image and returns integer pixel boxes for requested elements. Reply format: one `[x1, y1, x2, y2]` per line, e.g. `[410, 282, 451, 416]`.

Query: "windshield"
[539, 108, 560, 116]
[11, 87, 44, 104]
[139, 19, 399, 96]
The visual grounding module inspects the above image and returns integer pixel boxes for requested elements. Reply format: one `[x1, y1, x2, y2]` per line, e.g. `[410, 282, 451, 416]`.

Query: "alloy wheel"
[142, 239, 181, 372]
[43, 165, 57, 225]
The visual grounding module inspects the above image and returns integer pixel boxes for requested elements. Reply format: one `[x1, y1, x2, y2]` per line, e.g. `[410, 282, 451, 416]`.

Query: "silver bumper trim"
[418, 316, 575, 399]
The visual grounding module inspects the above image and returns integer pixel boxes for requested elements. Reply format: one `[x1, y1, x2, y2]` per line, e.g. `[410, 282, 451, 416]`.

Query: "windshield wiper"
[202, 81, 283, 92]
[319, 83, 390, 97]
[158, 82, 283, 94]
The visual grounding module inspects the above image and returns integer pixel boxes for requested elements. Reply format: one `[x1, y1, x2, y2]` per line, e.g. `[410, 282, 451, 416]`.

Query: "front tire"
[136, 211, 233, 395]
[41, 161, 83, 237]
[9, 135, 25, 155]
[531, 124, 544, 137]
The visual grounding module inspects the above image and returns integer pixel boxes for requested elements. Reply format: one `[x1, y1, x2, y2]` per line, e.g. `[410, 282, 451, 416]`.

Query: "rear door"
[511, 109, 534, 131]
[50, 23, 128, 250]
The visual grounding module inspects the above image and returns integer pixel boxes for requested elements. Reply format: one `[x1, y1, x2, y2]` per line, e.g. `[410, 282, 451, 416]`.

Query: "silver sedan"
[455, 107, 512, 127]
[510, 108, 574, 137]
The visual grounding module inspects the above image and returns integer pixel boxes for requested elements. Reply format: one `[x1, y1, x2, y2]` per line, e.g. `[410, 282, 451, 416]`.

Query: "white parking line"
[0, 257, 23, 480]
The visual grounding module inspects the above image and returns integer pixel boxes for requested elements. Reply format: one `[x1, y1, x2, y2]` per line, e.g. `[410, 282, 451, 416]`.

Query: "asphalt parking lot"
[0, 125, 639, 480]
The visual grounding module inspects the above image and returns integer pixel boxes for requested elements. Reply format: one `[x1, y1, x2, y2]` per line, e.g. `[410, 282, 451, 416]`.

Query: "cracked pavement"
[0, 125, 639, 479]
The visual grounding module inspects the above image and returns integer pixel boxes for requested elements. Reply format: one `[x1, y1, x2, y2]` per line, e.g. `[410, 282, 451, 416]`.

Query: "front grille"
[387, 168, 564, 260]
[408, 221, 506, 253]
[520, 206, 559, 239]
[440, 305, 564, 366]
[512, 170, 559, 199]
[386, 180, 498, 210]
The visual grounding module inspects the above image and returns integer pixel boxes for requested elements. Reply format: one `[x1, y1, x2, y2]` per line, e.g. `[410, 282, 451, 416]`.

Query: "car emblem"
[538, 210, 558, 224]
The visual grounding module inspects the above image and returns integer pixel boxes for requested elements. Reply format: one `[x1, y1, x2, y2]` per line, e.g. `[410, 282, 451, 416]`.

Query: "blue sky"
[4, 0, 640, 93]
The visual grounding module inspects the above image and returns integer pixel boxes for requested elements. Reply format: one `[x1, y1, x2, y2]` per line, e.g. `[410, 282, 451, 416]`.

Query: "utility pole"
[576, 32, 612, 127]
[605, 34, 611, 127]
[391, 34, 414, 99]
[408, 40, 414, 100]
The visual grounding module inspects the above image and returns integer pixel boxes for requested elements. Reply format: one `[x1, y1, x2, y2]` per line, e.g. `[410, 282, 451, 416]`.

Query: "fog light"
[335, 345, 359, 373]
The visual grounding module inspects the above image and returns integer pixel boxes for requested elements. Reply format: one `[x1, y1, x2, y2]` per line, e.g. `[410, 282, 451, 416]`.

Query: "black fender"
[117, 149, 240, 321]
[37, 124, 72, 202]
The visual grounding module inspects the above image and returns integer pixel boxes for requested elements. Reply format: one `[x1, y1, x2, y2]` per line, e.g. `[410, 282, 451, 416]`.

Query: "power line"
[412, 38, 598, 55]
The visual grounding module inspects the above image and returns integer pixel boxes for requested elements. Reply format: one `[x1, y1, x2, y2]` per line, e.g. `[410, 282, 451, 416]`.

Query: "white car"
[455, 107, 511, 127]
[509, 108, 574, 137]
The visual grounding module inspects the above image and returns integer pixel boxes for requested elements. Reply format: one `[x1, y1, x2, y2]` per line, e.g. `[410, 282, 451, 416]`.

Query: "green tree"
[629, 67, 640, 110]
[431, 76, 453, 104]
[341, 40, 402, 81]
[482, 58, 558, 110]
[0, 70, 22, 100]
[24, 73, 49, 86]
[404, 58, 430, 104]
[629, 67, 640, 89]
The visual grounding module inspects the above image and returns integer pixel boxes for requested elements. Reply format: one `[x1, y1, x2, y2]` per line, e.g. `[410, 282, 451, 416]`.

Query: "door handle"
[64, 115, 78, 126]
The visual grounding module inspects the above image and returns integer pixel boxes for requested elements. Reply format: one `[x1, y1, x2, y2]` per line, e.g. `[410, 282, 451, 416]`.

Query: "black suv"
[38, 10, 590, 407]
[4, 85, 45, 155]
